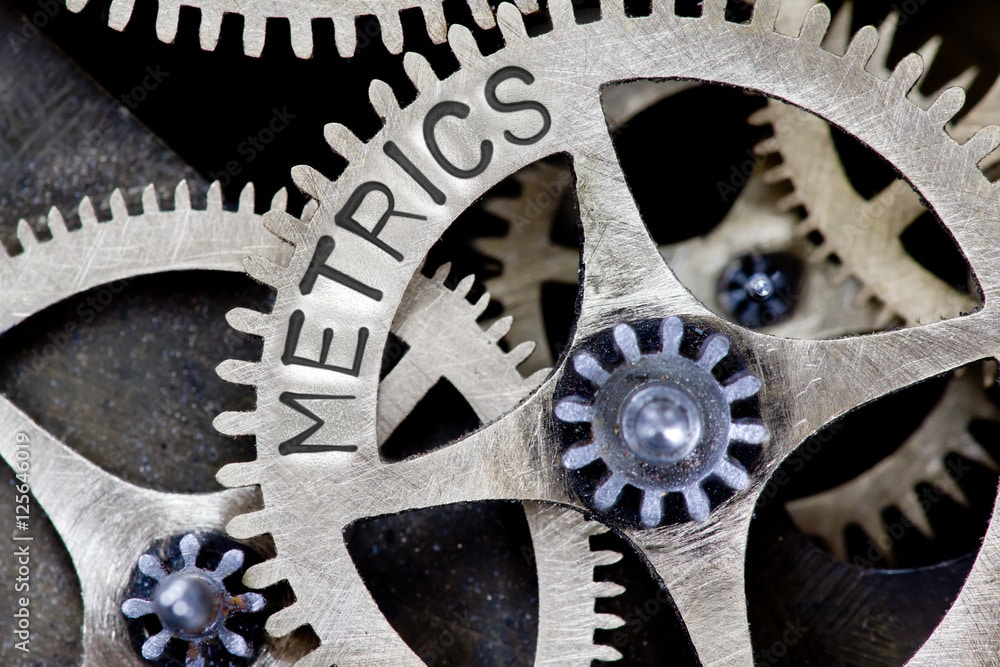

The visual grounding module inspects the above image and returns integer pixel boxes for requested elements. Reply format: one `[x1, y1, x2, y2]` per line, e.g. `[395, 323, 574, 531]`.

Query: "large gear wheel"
[0, 180, 620, 664]
[65, 0, 539, 58]
[214, 1, 1000, 664]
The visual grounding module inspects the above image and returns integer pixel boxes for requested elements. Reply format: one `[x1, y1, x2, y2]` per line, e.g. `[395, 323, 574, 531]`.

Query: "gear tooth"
[174, 180, 192, 211]
[853, 284, 876, 307]
[506, 341, 536, 366]
[324, 123, 365, 161]
[46, 206, 68, 240]
[548, 0, 575, 29]
[598, 580, 627, 598]
[486, 315, 514, 341]
[155, 1, 182, 43]
[263, 210, 305, 246]
[377, 13, 404, 54]
[563, 441, 601, 468]
[78, 196, 99, 227]
[420, 2, 448, 42]
[108, 188, 128, 220]
[777, 191, 804, 212]
[595, 612, 627, 631]
[244, 255, 286, 288]
[897, 489, 935, 539]
[753, 136, 780, 156]
[465, 0, 496, 29]
[449, 24, 484, 70]
[472, 292, 490, 318]
[107, 0, 136, 30]
[760, 164, 789, 185]
[233, 181, 254, 212]
[264, 603, 307, 638]
[242, 14, 267, 57]
[747, 106, 774, 127]
[913, 35, 943, 80]
[965, 125, 1000, 166]
[431, 261, 452, 283]
[701, 0, 727, 21]
[16, 219, 38, 248]
[843, 25, 879, 68]
[799, 3, 830, 45]
[226, 306, 270, 336]
[268, 186, 287, 213]
[332, 15, 359, 58]
[243, 558, 287, 589]
[514, 0, 539, 12]
[593, 474, 626, 510]
[933, 66, 978, 110]
[141, 184, 159, 213]
[591, 549, 624, 567]
[601, 0, 625, 21]
[496, 2, 529, 43]
[927, 87, 967, 127]
[930, 467, 969, 506]
[66, 0, 87, 12]
[750, 0, 780, 30]
[683, 486, 711, 522]
[368, 79, 400, 121]
[199, 7, 224, 50]
[591, 643, 625, 662]
[216, 458, 260, 486]
[808, 241, 833, 264]
[403, 52, 439, 94]
[729, 420, 768, 445]
[455, 273, 476, 297]
[286, 19, 313, 58]
[888, 53, 925, 100]
[214, 410, 257, 438]
[206, 181, 223, 211]
[217, 359, 262, 386]
[291, 165, 334, 201]
[857, 513, 892, 563]
[226, 509, 273, 540]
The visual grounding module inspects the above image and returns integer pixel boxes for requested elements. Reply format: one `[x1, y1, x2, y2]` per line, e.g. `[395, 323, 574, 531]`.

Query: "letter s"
[484, 66, 551, 146]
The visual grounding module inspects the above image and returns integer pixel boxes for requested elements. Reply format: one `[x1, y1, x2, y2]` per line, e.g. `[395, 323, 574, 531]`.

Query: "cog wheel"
[753, 3, 1000, 328]
[555, 317, 766, 526]
[122, 533, 265, 666]
[786, 365, 1000, 564]
[215, 1, 1000, 663]
[65, 0, 539, 58]
[0, 180, 618, 664]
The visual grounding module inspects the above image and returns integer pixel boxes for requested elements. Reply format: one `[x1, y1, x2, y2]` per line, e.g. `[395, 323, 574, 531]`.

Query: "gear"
[122, 533, 265, 666]
[554, 317, 766, 526]
[475, 149, 878, 373]
[0, 180, 617, 664]
[65, 0, 538, 58]
[753, 4, 999, 328]
[786, 365, 1000, 564]
[215, 1, 1000, 663]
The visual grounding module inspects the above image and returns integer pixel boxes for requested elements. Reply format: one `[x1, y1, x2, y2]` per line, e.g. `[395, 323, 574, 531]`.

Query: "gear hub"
[121, 533, 265, 667]
[554, 317, 768, 527]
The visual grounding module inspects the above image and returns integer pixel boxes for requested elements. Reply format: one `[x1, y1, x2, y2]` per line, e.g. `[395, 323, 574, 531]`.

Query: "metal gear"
[214, 1, 1000, 663]
[65, 0, 539, 58]
[554, 317, 766, 526]
[786, 365, 1000, 564]
[0, 179, 618, 664]
[121, 533, 266, 666]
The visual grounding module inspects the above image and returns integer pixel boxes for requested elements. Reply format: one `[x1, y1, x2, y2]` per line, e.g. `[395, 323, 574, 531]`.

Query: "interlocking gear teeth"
[214, 0, 1000, 661]
[556, 317, 766, 526]
[786, 367, 1000, 563]
[122, 533, 265, 665]
[66, 0, 538, 58]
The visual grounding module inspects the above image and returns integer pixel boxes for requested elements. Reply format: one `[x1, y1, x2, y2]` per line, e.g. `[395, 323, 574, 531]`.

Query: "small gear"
[65, 0, 538, 58]
[555, 317, 766, 526]
[122, 533, 265, 666]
